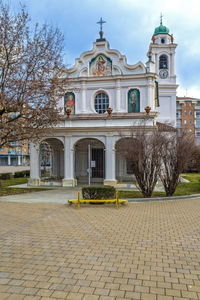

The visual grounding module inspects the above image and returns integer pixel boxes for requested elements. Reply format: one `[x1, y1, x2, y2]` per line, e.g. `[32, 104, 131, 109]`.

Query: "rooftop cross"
[160, 12, 163, 25]
[97, 17, 106, 40]
[97, 17, 106, 32]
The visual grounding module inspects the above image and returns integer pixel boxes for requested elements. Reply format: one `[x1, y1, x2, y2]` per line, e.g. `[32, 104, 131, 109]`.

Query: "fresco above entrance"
[90, 54, 112, 76]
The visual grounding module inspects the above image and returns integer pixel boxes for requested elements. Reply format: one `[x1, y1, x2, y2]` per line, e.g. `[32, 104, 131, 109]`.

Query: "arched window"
[94, 92, 109, 114]
[159, 55, 168, 69]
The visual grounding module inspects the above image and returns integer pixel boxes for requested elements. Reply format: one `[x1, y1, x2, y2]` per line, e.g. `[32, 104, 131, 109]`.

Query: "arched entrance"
[115, 138, 136, 183]
[40, 138, 64, 180]
[75, 138, 105, 185]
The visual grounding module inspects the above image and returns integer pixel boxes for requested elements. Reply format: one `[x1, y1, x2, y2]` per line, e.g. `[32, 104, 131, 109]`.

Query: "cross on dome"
[160, 12, 163, 25]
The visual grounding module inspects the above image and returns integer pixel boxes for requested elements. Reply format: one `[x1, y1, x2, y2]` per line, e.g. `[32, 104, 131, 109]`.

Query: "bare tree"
[187, 145, 200, 172]
[122, 127, 164, 197]
[159, 130, 195, 196]
[0, 1, 65, 148]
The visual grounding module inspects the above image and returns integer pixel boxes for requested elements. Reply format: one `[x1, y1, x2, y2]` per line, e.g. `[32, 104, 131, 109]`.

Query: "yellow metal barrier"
[69, 190, 128, 209]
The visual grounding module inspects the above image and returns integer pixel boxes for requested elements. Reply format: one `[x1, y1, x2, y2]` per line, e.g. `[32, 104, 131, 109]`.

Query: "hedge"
[0, 173, 12, 180]
[14, 170, 30, 178]
[82, 185, 116, 200]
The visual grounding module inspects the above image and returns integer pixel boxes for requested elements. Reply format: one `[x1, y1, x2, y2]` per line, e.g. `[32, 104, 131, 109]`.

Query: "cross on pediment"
[97, 17, 106, 40]
[97, 17, 106, 32]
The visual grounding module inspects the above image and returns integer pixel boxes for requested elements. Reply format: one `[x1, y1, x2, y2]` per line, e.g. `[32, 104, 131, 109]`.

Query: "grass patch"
[119, 173, 200, 198]
[0, 177, 48, 197]
[181, 173, 200, 183]
[118, 190, 166, 199]
[2, 177, 28, 188]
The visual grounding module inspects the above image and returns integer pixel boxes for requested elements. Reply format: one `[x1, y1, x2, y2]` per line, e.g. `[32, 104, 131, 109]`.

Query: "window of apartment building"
[176, 120, 181, 128]
[196, 112, 200, 118]
[189, 110, 192, 116]
[195, 120, 200, 127]
[176, 112, 180, 118]
[184, 110, 187, 116]
[189, 120, 192, 125]
[196, 131, 200, 137]
[184, 120, 187, 124]
[9, 141, 20, 146]
[0, 148, 4, 152]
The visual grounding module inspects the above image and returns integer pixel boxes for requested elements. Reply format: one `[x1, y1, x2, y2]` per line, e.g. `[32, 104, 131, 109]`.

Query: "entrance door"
[92, 148, 104, 178]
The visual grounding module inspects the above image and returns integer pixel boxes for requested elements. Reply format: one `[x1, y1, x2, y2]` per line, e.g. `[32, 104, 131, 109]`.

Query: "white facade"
[29, 21, 178, 187]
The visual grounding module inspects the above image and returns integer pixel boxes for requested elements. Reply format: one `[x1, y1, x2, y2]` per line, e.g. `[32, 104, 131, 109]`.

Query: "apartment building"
[176, 96, 200, 144]
[0, 143, 30, 166]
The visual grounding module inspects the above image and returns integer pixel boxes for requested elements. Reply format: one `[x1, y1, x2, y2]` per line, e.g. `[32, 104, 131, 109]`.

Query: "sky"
[9, 0, 200, 98]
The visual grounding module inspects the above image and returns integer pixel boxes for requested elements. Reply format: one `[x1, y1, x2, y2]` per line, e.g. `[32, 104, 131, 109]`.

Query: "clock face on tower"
[159, 69, 168, 79]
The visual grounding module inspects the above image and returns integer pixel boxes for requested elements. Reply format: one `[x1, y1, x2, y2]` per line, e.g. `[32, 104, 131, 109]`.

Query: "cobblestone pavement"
[0, 199, 200, 300]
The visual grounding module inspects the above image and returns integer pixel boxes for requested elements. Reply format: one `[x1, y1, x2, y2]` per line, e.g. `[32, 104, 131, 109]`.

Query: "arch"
[128, 89, 140, 113]
[113, 65, 122, 75]
[115, 137, 136, 183]
[159, 54, 168, 69]
[39, 138, 64, 180]
[79, 67, 88, 77]
[74, 138, 105, 185]
[91, 89, 111, 114]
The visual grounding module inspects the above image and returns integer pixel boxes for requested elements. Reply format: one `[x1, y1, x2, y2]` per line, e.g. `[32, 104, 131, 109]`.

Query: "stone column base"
[62, 179, 77, 187]
[104, 180, 117, 187]
[28, 179, 40, 186]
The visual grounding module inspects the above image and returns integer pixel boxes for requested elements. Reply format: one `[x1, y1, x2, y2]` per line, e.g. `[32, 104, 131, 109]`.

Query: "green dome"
[154, 23, 169, 35]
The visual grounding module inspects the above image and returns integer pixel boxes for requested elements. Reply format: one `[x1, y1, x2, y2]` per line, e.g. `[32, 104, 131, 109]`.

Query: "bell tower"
[147, 15, 178, 126]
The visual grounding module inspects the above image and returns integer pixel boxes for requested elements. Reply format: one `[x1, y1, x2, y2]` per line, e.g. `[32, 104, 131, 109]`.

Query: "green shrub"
[0, 173, 12, 180]
[14, 170, 30, 178]
[82, 185, 116, 200]
[14, 171, 23, 178]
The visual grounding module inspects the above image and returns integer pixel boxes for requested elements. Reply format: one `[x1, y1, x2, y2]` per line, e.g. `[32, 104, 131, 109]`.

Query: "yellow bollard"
[116, 191, 119, 209]
[77, 190, 80, 209]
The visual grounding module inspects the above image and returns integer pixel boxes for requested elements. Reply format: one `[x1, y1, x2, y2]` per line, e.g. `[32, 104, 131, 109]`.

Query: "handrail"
[69, 190, 128, 209]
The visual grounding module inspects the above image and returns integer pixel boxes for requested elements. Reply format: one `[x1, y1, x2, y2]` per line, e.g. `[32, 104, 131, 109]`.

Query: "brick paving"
[0, 199, 200, 299]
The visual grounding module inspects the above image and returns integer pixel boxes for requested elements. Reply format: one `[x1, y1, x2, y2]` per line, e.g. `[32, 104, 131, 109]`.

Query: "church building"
[29, 17, 178, 187]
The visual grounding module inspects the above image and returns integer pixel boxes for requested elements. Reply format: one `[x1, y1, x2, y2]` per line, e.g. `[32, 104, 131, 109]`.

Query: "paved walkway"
[0, 187, 80, 204]
[0, 197, 200, 299]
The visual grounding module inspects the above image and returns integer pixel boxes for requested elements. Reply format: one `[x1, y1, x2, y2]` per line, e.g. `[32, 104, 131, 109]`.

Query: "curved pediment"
[67, 40, 146, 78]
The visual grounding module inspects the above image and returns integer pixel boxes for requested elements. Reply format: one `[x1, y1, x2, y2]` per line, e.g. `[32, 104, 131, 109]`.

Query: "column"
[170, 53, 175, 76]
[8, 155, 11, 166]
[52, 149, 59, 177]
[18, 155, 21, 166]
[116, 80, 121, 112]
[81, 81, 86, 113]
[28, 142, 40, 186]
[62, 137, 76, 186]
[147, 77, 155, 110]
[104, 136, 117, 186]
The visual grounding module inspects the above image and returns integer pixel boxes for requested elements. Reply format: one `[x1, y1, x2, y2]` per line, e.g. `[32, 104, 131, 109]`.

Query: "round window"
[94, 92, 109, 114]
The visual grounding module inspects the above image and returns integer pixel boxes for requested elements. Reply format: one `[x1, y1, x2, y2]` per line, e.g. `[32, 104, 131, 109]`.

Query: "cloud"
[9, 0, 200, 97]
